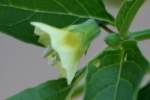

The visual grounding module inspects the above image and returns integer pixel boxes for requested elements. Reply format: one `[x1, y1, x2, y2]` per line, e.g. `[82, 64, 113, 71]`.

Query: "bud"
[105, 33, 121, 47]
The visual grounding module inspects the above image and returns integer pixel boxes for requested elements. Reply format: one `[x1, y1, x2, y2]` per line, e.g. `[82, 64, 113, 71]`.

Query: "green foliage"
[84, 40, 149, 100]
[0, 0, 149, 100]
[138, 83, 150, 100]
[7, 79, 71, 100]
[129, 29, 150, 41]
[116, 0, 145, 37]
[0, 0, 113, 46]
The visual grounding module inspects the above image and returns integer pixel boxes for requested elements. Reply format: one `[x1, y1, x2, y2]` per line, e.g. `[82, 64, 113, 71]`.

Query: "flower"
[31, 19, 100, 84]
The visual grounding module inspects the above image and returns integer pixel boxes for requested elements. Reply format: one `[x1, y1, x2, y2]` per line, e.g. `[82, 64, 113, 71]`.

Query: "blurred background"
[0, 0, 150, 99]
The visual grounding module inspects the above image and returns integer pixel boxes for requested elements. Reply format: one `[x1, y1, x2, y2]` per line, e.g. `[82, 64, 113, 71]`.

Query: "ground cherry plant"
[0, 0, 150, 100]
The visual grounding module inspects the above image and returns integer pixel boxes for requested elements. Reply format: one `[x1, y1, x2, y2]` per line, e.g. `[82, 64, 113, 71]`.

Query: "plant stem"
[66, 67, 87, 100]
[101, 25, 115, 33]
[96, 20, 115, 33]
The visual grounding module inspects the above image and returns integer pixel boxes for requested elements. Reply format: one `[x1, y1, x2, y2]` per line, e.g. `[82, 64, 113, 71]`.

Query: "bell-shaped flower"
[31, 19, 100, 84]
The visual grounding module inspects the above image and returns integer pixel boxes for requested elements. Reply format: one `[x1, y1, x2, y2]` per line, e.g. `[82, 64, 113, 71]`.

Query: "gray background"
[0, 1, 150, 100]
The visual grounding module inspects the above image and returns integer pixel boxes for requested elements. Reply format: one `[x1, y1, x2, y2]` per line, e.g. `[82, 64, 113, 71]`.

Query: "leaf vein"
[0, 4, 111, 23]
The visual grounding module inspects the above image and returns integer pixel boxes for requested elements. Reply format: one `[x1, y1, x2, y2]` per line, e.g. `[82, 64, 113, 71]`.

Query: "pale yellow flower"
[31, 19, 100, 84]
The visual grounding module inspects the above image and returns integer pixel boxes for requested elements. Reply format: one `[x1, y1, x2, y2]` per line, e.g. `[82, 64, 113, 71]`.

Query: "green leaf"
[7, 79, 71, 100]
[138, 83, 150, 100]
[116, 0, 145, 37]
[0, 0, 113, 45]
[84, 40, 149, 100]
[129, 29, 150, 41]
[7, 66, 87, 100]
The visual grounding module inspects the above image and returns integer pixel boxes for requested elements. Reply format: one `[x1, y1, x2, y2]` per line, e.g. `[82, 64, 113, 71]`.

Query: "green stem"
[72, 84, 85, 98]
[129, 29, 150, 41]
[66, 67, 87, 100]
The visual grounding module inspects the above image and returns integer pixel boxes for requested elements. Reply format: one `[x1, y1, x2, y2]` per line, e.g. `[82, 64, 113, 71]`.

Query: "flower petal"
[31, 19, 100, 84]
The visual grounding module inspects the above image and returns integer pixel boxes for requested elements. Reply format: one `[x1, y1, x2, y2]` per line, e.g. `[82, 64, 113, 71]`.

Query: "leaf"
[138, 83, 150, 100]
[7, 79, 71, 100]
[7, 66, 87, 100]
[116, 0, 145, 37]
[129, 29, 150, 41]
[0, 0, 113, 46]
[84, 40, 149, 100]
